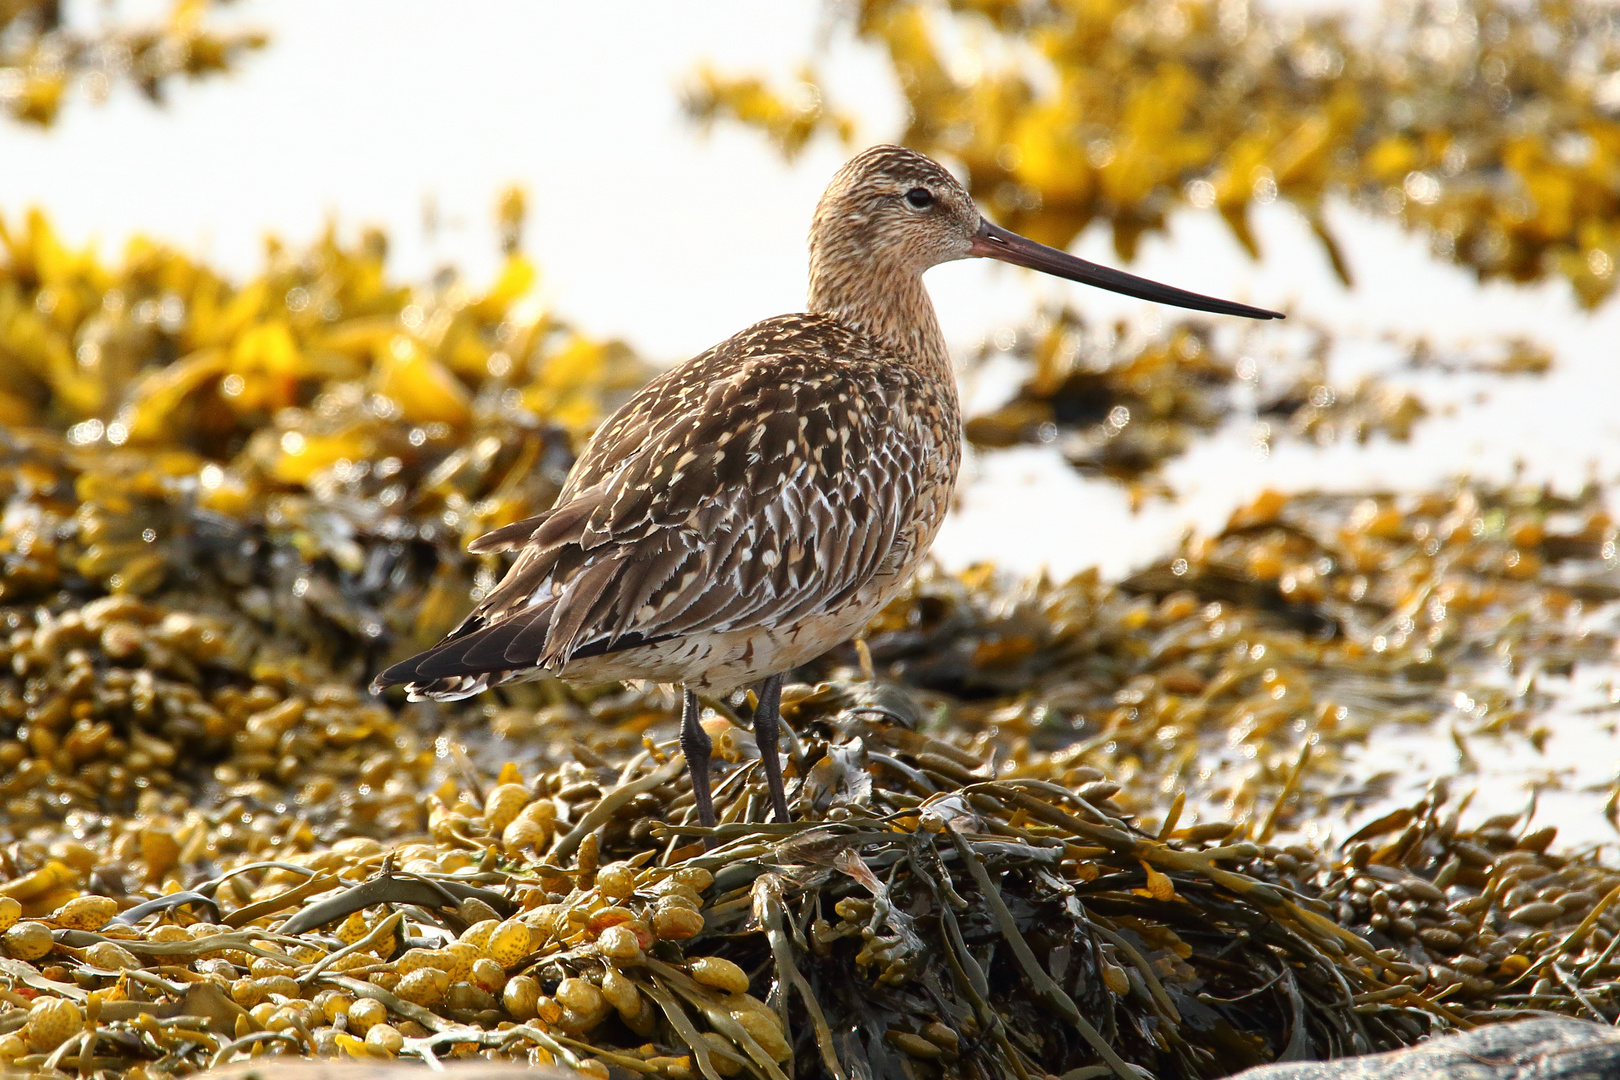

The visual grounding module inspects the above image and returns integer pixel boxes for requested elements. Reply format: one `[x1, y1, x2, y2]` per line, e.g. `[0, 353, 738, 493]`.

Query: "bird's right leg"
[752, 672, 791, 823]
[679, 687, 719, 845]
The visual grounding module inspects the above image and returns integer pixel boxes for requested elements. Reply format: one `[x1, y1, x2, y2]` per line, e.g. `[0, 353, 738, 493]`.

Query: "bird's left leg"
[753, 672, 791, 823]
[679, 687, 719, 845]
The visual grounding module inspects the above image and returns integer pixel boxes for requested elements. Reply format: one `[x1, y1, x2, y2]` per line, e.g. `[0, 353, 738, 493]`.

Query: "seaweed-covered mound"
[5, 678, 1620, 1079]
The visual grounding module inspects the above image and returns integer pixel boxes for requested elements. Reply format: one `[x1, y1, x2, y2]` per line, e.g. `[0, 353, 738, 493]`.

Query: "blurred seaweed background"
[1, 1, 1620, 1078]
[692, 0, 1620, 303]
[0, 0, 264, 125]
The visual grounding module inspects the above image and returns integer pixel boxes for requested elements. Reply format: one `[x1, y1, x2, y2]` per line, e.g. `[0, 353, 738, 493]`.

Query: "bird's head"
[811, 145, 983, 275]
[810, 144, 1282, 321]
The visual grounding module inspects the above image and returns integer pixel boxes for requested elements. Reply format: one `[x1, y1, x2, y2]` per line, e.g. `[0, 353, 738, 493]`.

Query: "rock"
[1234, 1018, 1620, 1079]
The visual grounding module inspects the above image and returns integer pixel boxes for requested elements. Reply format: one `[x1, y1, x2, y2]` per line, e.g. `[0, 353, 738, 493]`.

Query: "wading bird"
[373, 145, 1280, 838]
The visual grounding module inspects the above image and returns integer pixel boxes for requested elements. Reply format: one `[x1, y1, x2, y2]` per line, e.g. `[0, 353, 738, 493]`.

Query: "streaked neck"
[807, 257, 952, 382]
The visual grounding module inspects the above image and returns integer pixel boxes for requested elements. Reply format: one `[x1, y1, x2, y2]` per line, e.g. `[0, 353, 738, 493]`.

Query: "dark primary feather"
[373, 313, 949, 692]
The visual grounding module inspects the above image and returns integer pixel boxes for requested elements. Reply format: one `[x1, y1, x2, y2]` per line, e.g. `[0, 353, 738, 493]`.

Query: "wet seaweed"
[959, 307, 1542, 485]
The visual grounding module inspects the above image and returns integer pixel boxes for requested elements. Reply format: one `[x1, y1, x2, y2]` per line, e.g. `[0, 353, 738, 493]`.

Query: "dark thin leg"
[754, 673, 791, 823]
[679, 688, 718, 846]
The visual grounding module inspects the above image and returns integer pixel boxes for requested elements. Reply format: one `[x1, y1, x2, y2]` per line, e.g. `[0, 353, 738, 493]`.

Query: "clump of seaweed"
[0, 0, 266, 127]
[962, 313, 1237, 490]
[1319, 789, 1620, 1019]
[0, 591, 434, 843]
[960, 307, 1551, 487]
[0, 207, 650, 681]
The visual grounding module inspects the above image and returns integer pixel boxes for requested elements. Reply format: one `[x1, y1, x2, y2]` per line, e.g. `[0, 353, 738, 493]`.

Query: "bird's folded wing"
[379, 316, 937, 686]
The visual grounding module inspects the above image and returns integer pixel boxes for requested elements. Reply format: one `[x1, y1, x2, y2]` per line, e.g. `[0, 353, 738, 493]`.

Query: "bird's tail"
[369, 594, 565, 701]
[379, 672, 480, 701]
[370, 632, 527, 701]
[373, 668, 542, 702]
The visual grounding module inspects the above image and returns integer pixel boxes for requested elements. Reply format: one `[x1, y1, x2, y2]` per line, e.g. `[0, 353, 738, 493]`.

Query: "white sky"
[5, 0, 1620, 842]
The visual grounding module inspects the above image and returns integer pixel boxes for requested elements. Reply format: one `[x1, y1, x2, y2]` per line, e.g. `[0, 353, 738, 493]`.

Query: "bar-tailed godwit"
[373, 145, 1281, 837]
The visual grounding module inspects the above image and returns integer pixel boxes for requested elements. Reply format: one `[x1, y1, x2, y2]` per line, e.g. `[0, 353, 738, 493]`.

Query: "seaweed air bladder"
[372, 144, 1282, 840]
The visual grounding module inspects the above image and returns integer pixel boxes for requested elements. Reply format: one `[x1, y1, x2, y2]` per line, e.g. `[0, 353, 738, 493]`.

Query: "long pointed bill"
[969, 219, 1284, 320]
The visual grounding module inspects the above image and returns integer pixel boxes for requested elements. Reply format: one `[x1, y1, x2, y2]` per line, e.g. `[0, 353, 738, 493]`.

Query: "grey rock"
[1233, 1017, 1620, 1080]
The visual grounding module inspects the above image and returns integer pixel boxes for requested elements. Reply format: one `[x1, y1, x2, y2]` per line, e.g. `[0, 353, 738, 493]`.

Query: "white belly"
[559, 562, 920, 693]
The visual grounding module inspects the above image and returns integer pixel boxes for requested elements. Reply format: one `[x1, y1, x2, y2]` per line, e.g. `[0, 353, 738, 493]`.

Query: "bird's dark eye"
[904, 187, 934, 209]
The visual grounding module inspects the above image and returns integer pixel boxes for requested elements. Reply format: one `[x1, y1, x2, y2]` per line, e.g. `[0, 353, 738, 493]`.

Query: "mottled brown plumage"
[374, 145, 1280, 834]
